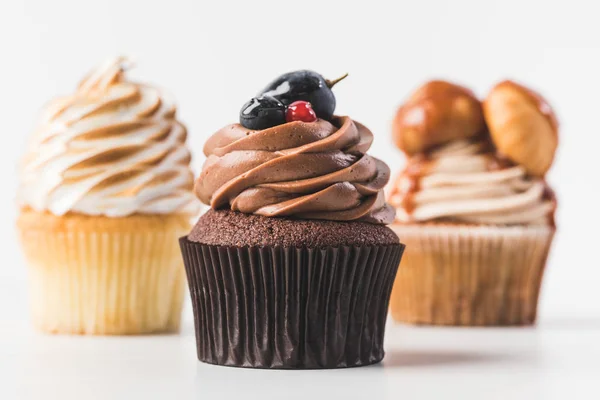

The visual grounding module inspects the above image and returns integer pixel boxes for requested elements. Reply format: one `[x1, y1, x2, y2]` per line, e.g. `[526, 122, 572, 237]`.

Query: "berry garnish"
[260, 70, 347, 121]
[239, 96, 286, 130]
[286, 101, 317, 123]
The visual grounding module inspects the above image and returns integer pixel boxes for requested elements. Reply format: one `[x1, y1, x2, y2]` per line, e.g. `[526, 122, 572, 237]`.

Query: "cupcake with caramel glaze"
[388, 79, 556, 326]
[17, 58, 198, 334]
[179, 70, 404, 369]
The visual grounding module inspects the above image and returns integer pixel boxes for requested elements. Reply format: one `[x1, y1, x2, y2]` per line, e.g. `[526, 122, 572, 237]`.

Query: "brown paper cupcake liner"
[18, 211, 190, 335]
[180, 237, 404, 369]
[389, 224, 555, 326]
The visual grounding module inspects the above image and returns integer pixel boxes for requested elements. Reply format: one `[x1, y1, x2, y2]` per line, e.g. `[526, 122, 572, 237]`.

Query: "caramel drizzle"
[388, 154, 429, 216]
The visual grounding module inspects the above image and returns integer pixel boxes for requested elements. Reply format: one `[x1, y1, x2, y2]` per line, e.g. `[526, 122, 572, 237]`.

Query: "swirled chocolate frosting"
[195, 116, 395, 224]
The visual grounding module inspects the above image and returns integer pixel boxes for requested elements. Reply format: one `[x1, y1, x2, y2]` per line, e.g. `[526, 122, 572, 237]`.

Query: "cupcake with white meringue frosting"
[388, 80, 556, 326]
[17, 58, 198, 334]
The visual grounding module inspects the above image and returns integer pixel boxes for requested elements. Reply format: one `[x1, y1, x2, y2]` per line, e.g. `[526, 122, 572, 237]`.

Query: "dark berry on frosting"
[260, 70, 347, 121]
[285, 101, 317, 123]
[239, 96, 287, 130]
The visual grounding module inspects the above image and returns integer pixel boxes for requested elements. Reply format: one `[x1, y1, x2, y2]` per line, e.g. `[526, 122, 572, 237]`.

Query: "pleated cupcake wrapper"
[180, 237, 404, 369]
[20, 227, 187, 335]
[389, 225, 555, 326]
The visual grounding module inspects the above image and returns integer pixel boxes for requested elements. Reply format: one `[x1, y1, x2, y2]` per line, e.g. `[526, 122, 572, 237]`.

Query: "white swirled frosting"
[389, 140, 555, 225]
[18, 57, 198, 217]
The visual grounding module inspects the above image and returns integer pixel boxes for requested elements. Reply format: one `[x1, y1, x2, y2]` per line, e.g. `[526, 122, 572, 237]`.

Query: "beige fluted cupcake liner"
[17, 210, 191, 335]
[389, 224, 555, 326]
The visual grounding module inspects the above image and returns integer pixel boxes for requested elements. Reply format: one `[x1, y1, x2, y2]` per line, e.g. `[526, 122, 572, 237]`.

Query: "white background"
[1, 1, 599, 398]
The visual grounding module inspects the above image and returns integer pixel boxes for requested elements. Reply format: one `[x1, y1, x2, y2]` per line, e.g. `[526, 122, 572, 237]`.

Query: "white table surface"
[2, 317, 599, 400]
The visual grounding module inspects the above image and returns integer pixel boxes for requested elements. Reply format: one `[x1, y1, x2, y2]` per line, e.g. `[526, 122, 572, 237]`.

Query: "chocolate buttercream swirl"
[195, 116, 395, 224]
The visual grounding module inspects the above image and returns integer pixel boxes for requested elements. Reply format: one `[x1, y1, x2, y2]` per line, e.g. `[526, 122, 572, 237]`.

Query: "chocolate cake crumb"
[188, 209, 399, 248]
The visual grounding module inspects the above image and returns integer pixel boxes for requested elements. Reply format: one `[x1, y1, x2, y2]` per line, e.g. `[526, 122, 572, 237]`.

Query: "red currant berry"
[285, 101, 317, 123]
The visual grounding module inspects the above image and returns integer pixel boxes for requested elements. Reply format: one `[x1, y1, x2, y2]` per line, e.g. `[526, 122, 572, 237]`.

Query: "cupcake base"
[389, 224, 555, 326]
[180, 208, 404, 369]
[17, 210, 191, 335]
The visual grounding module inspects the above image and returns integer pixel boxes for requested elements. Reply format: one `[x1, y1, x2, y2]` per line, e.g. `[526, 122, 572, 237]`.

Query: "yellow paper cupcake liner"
[17, 211, 191, 335]
[389, 224, 554, 326]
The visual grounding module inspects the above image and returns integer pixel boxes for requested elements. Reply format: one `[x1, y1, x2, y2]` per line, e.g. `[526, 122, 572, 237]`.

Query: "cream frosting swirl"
[18, 57, 198, 217]
[196, 116, 395, 224]
[389, 140, 555, 225]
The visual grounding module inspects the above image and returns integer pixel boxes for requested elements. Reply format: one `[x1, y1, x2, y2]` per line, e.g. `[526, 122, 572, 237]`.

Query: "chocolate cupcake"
[180, 70, 404, 368]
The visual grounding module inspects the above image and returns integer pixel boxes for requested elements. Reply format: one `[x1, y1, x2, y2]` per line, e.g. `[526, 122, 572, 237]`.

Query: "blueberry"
[239, 96, 287, 130]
